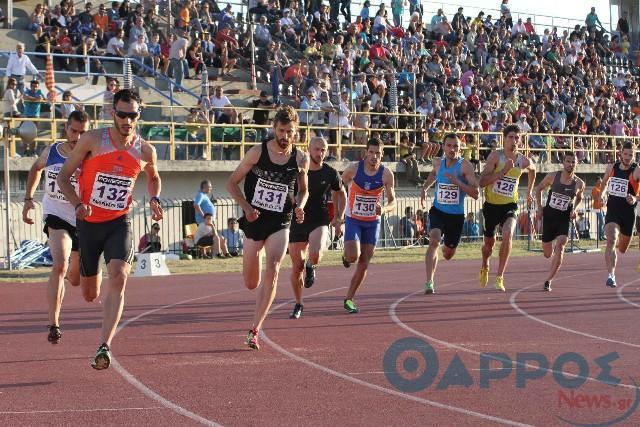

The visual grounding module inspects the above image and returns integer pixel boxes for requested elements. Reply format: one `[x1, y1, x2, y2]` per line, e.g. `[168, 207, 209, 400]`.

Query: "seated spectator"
[462, 212, 480, 240]
[138, 223, 162, 253]
[221, 217, 244, 256]
[30, 4, 46, 34]
[194, 213, 231, 258]
[400, 206, 416, 245]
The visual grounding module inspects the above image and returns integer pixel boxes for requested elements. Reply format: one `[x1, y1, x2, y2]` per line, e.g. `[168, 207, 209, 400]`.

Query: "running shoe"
[246, 329, 260, 350]
[495, 276, 505, 292]
[91, 343, 111, 370]
[304, 263, 316, 288]
[544, 281, 552, 292]
[424, 280, 435, 294]
[289, 303, 303, 319]
[606, 277, 617, 288]
[47, 325, 61, 344]
[479, 267, 489, 288]
[342, 255, 351, 268]
[343, 299, 358, 314]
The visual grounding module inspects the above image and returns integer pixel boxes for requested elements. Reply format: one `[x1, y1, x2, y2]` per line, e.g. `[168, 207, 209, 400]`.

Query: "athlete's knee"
[51, 260, 69, 278]
[108, 269, 128, 288]
[291, 258, 305, 273]
[82, 281, 99, 302]
[443, 248, 456, 260]
[543, 250, 552, 259]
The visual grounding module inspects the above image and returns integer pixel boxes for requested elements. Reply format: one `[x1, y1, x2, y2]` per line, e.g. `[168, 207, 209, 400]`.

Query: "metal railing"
[4, 105, 640, 164]
[0, 192, 605, 264]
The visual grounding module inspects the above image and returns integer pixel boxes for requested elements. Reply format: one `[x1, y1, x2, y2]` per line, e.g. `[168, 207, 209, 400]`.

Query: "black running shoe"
[304, 263, 316, 288]
[544, 281, 552, 292]
[289, 303, 304, 319]
[47, 325, 61, 344]
[91, 343, 111, 370]
[342, 255, 351, 268]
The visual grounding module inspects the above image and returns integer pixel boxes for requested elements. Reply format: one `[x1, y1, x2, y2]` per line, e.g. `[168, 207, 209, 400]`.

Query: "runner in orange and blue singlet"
[58, 89, 163, 370]
[341, 137, 396, 314]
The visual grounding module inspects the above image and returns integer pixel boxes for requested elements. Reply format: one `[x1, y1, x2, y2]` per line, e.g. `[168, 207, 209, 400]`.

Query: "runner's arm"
[422, 157, 439, 192]
[600, 164, 613, 197]
[534, 172, 555, 210]
[478, 150, 504, 187]
[574, 179, 585, 212]
[57, 132, 94, 209]
[340, 163, 358, 187]
[331, 186, 347, 222]
[382, 169, 396, 215]
[141, 142, 161, 198]
[225, 145, 261, 214]
[24, 147, 49, 200]
[295, 150, 310, 210]
[459, 160, 480, 200]
[524, 157, 537, 201]
[22, 147, 49, 224]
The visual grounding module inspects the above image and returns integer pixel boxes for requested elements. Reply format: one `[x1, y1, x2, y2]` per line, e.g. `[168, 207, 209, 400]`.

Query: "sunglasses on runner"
[115, 110, 140, 119]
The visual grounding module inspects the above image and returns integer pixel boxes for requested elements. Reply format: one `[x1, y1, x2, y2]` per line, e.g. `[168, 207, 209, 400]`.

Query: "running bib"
[607, 177, 629, 198]
[45, 167, 79, 201]
[89, 172, 133, 211]
[351, 194, 378, 218]
[436, 183, 460, 205]
[251, 178, 288, 212]
[493, 176, 517, 198]
[548, 192, 571, 211]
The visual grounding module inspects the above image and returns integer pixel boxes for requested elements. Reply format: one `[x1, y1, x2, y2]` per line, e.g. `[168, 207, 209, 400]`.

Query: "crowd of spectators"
[16, 1, 640, 171]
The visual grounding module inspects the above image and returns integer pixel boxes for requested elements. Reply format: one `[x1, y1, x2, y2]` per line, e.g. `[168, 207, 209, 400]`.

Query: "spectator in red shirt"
[369, 39, 392, 70]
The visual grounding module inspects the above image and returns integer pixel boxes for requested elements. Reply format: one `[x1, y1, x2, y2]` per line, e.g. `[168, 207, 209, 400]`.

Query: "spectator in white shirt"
[106, 29, 126, 58]
[128, 33, 150, 74]
[511, 18, 527, 36]
[6, 43, 40, 94]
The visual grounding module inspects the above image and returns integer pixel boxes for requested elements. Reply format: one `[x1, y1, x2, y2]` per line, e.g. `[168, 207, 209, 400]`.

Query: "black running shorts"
[428, 206, 465, 248]
[44, 214, 78, 251]
[482, 202, 519, 238]
[77, 215, 134, 277]
[239, 214, 290, 242]
[541, 210, 570, 243]
[605, 206, 636, 237]
[289, 220, 328, 243]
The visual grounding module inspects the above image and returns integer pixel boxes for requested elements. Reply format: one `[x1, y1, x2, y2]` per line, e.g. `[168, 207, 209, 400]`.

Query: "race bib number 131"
[251, 178, 288, 212]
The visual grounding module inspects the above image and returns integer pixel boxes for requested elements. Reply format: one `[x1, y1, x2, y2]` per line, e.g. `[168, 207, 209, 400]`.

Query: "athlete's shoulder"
[575, 175, 586, 188]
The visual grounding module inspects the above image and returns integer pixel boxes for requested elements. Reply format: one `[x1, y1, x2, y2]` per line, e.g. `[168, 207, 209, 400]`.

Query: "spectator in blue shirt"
[23, 79, 45, 118]
[194, 180, 215, 224]
[462, 212, 480, 240]
[221, 217, 244, 256]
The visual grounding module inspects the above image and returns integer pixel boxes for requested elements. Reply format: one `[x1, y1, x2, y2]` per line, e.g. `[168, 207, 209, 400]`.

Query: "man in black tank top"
[288, 137, 346, 319]
[598, 142, 640, 288]
[534, 152, 585, 291]
[226, 106, 309, 350]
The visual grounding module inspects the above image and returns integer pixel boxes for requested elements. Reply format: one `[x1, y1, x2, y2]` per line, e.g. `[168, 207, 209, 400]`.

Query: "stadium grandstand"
[0, 0, 639, 260]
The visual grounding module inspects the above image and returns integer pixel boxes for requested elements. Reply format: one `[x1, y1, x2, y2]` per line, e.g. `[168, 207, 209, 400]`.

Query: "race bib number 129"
[437, 183, 460, 205]
[89, 172, 133, 211]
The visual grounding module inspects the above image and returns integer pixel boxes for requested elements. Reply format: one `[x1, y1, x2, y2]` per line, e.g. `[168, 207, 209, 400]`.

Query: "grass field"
[0, 240, 558, 283]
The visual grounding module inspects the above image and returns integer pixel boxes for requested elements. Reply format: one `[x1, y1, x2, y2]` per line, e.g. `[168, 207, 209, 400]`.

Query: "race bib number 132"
[89, 172, 133, 211]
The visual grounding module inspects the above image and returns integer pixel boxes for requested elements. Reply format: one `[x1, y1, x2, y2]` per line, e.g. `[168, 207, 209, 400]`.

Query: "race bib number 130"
[90, 172, 133, 211]
[493, 176, 517, 198]
[251, 178, 288, 212]
[351, 194, 378, 218]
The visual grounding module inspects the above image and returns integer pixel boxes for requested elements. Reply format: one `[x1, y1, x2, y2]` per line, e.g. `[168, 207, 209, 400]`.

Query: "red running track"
[1, 252, 640, 426]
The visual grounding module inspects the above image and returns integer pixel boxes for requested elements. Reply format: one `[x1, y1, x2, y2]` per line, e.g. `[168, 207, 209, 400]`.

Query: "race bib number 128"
[493, 176, 517, 198]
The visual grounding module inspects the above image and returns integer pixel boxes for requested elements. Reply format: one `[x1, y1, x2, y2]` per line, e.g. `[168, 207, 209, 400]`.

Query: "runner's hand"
[419, 189, 426, 209]
[75, 204, 92, 220]
[626, 194, 636, 205]
[535, 206, 543, 222]
[375, 203, 383, 216]
[502, 158, 514, 175]
[527, 192, 534, 208]
[294, 206, 304, 224]
[22, 200, 35, 224]
[245, 208, 260, 222]
[570, 210, 577, 220]
[150, 199, 164, 221]
[331, 218, 344, 238]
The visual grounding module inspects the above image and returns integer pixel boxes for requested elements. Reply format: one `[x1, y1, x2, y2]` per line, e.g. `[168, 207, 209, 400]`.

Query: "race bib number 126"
[608, 177, 629, 198]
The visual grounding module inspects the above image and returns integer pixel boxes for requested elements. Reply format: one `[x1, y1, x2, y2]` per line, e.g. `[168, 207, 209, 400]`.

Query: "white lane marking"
[111, 288, 245, 427]
[510, 277, 640, 349]
[391, 270, 639, 390]
[262, 280, 532, 426]
[0, 407, 163, 415]
[617, 279, 640, 308]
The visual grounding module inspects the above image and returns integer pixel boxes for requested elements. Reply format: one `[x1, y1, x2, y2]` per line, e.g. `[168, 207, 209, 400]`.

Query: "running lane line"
[261, 280, 532, 426]
[110, 288, 246, 427]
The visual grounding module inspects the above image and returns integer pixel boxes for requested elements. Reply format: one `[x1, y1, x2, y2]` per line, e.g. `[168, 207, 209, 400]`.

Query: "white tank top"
[42, 143, 79, 226]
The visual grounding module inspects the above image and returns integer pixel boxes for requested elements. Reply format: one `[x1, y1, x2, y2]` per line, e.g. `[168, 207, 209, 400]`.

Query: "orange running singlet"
[78, 128, 142, 223]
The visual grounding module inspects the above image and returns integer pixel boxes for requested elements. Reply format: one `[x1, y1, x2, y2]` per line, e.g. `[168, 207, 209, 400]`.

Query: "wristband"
[75, 202, 83, 210]
[24, 197, 33, 201]
[150, 196, 161, 203]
